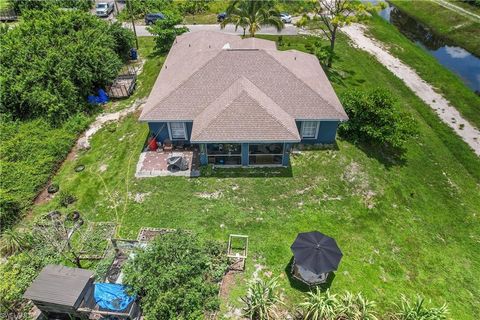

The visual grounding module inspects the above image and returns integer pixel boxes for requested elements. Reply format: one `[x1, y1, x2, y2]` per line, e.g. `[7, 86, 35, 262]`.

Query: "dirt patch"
[342, 161, 377, 208]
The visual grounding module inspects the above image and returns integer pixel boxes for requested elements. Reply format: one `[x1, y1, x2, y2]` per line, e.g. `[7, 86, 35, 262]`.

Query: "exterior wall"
[148, 122, 193, 144]
[198, 142, 291, 167]
[296, 120, 340, 144]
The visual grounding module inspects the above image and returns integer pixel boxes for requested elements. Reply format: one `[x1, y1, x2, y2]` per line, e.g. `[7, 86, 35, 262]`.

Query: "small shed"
[23, 265, 94, 317]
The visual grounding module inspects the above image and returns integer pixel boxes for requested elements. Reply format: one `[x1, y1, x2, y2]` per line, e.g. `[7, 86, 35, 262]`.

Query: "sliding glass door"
[248, 143, 284, 165]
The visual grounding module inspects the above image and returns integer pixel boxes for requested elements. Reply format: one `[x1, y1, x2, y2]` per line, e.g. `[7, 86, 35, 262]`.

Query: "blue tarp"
[94, 283, 134, 311]
[87, 89, 109, 104]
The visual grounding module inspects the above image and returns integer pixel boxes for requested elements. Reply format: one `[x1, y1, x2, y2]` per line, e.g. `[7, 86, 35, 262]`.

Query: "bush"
[117, 0, 178, 20]
[300, 288, 339, 320]
[122, 230, 227, 319]
[0, 253, 52, 316]
[242, 277, 282, 320]
[339, 89, 417, 150]
[394, 296, 448, 320]
[10, 0, 93, 14]
[57, 190, 77, 207]
[0, 114, 90, 230]
[147, 11, 188, 53]
[0, 9, 133, 123]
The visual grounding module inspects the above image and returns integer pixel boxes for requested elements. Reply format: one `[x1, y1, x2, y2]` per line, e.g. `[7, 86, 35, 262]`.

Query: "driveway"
[127, 23, 298, 37]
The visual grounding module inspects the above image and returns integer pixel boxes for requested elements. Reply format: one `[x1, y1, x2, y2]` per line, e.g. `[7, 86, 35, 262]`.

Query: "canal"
[376, 1, 480, 94]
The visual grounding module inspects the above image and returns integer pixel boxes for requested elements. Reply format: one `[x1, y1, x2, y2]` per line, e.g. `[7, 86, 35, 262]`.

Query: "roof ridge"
[237, 78, 300, 139]
[142, 49, 224, 120]
[262, 49, 344, 118]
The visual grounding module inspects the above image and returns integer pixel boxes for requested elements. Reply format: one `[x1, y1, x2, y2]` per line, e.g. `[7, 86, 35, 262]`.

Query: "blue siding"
[296, 121, 340, 144]
[148, 122, 169, 143]
[241, 143, 249, 166]
[148, 122, 192, 144]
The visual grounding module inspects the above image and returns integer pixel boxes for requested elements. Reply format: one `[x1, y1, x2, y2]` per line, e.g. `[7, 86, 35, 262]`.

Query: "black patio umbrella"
[290, 231, 343, 275]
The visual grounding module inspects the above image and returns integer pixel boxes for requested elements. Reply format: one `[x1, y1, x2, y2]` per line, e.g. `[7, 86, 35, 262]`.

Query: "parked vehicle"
[145, 13, 165, 25]
[280, 12, 292, 24]
[96, 2, 114, 17]
[217, 12, 227, 22]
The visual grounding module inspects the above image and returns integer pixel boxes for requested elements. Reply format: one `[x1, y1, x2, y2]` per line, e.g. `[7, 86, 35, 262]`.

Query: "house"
[139, 31, 348, 167]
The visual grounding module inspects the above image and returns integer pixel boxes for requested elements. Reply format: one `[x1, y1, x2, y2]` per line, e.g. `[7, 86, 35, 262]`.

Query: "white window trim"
[167, 122, 187, 140]
[301, 121, 320, 139]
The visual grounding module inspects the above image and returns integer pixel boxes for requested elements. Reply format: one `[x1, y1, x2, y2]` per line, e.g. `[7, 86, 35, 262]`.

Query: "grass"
[103, 37, 166, 112]
[183, 13, 218, 24]
[445, 0, 480, 15]
[364, 14, 480, 130]
[26, 33, 480, 319]
[389, 0, 480, 57]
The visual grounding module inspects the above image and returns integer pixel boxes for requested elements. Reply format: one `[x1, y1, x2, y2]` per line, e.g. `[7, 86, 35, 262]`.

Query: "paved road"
[126, 23, 298, 37]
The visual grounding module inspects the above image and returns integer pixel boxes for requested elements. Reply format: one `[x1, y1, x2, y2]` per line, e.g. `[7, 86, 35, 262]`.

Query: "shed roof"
[23, 265, 94, 307]
[139, 31, 347, 142]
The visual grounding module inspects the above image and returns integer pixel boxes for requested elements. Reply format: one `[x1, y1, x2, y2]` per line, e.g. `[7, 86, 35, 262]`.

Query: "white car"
[280, 13, 292, 24]
[96, 2, 114, 17]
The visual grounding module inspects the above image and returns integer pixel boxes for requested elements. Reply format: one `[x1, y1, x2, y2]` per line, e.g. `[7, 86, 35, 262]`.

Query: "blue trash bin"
[130, 48, 138, 60]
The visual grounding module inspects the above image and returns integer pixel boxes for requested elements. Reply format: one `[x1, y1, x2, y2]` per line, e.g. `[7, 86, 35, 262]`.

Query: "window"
[206, 143, 242, 166]
[301, 121, 319, 139]
[248, 143, 284, 166]
[169, 122, 187, 140]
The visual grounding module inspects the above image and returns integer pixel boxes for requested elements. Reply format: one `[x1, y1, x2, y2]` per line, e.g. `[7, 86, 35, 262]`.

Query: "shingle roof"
[139, 31, 347, 140]
[191, 77, 300, 142]
[23, 265, 94, 307]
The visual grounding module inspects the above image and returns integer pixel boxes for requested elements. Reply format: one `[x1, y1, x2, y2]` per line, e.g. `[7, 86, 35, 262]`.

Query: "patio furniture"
[163, 139, 173, 152]
[290, 231, 343, 285]
[167, 152, 189, 171]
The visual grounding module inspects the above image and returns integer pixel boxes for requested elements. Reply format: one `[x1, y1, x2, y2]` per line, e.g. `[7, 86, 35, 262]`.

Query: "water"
[376, 1, 480, 94]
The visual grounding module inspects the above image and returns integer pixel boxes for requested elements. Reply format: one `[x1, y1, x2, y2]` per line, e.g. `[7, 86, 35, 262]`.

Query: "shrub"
[57, 190, 77, 207]
[338, 292, 377, 320]
[122, 230, 227, 319]
[0, 229, 33, 257]
[394, 296, 448, 320]
[0, 8, 133, 123]
[0, 114, 90, 230]
[147, 11, 188, 53]
[117, 0, 178, 20]
[339, 89, 417, 150]
[11, 0, 93, 14]
[242, 277, 282, 320]
[300, 288, 339, 320]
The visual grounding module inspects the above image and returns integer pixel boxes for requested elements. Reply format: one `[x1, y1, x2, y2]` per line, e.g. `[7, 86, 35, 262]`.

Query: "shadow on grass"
[200, 165, 293, 178]
[284, 257, 336, 293]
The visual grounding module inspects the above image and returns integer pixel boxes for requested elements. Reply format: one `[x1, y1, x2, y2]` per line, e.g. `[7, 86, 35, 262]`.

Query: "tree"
[181, 0, 212, 15]
[122, 230, 227, 319]
[10, 0, 93, 14]
[339, 89, 417, 151]
[314, 0, 381, 67]
[221, 0, 284, 37]
[147, 11, 188, 53]
[0, 9, 134, 123]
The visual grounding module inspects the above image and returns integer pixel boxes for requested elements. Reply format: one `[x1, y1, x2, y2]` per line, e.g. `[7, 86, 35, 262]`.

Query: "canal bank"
[359, 12, 480, 130]
[380, 0, 480, 94]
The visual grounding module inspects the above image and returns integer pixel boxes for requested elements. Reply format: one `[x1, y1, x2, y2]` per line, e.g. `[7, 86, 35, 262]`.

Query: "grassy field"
[445, 0, 480, 15]
[27, 35, 480, 319]
[364, 14, 480, 130]
[389, 0, 480, 57]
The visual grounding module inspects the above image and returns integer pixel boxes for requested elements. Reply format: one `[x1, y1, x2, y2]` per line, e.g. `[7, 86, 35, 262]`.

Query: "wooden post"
[127, 0, 139, 49]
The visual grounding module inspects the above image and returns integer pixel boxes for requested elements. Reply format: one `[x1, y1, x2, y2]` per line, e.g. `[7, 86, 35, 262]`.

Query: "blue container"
[130, 48, 138, 60]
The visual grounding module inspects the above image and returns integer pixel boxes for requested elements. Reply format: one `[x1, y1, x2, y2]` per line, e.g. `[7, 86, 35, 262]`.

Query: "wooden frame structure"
[227, 234, 249, 271]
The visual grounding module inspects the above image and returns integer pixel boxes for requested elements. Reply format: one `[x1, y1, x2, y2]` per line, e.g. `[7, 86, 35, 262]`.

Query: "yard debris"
[131, 192, 151, 203]
[99, 164, 108, 172]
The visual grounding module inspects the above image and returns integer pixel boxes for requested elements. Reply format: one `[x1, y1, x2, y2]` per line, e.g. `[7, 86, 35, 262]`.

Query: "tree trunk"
[327, 26, 337, 67]
[243, 27, 246, 37]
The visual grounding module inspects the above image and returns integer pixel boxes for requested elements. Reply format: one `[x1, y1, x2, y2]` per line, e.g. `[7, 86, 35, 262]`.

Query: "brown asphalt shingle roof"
[139, 31, 347, 141]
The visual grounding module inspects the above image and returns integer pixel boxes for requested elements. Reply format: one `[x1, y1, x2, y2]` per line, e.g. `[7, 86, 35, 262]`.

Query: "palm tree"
[220, 0, 284, 37]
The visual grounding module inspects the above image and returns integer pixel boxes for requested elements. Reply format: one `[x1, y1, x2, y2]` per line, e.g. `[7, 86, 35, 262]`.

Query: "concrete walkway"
[341, 23, 480, 156]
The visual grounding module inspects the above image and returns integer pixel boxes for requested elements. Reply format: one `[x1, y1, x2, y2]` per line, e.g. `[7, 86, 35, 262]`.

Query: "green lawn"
[364, 14, 480, 130]
[389, 0, 480, 57]
[27, 35, 480, 319]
